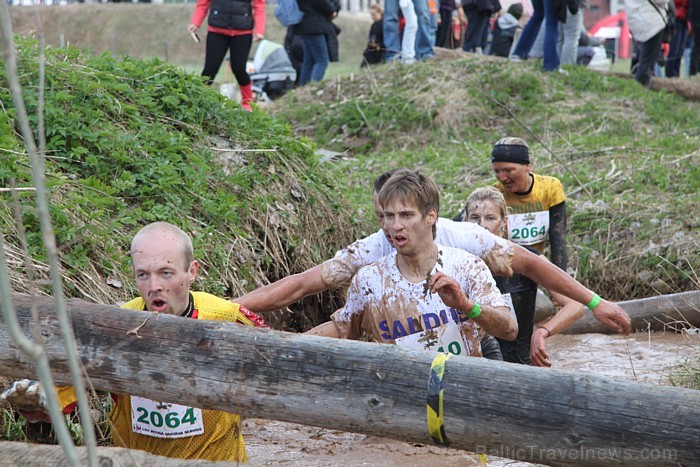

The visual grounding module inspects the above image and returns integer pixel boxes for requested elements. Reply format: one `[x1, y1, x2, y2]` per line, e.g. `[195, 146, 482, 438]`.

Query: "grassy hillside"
[269, 53, 700, 301]
[0, 36, 361, 331]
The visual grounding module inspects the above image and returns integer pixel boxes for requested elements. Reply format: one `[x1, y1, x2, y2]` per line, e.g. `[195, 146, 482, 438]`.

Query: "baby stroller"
[247, 40, 297, 102]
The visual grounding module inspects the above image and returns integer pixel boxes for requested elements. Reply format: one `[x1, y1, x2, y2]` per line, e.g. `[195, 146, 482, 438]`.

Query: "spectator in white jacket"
[626, 0, 673, 86]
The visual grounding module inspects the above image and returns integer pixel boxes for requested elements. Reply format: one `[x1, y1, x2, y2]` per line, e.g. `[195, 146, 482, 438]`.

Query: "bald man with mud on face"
[235, 170, 631, 336]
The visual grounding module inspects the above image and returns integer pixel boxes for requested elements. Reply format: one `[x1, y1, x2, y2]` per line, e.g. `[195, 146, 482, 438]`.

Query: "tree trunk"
[1, 293, 698, 466]
[0, 441, 236, 466]
[564, 290, 700, 334]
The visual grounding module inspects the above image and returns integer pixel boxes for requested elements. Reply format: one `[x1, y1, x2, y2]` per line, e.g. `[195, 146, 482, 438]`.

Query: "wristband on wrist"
[539, 325, 551, 338]
[467, 302, 481, 319]
[586, 293, 601, 311]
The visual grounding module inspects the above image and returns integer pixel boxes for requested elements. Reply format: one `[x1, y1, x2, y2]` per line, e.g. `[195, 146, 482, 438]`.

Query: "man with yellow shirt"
[1, 222, 265, 462]
[490, 137, 569, 272]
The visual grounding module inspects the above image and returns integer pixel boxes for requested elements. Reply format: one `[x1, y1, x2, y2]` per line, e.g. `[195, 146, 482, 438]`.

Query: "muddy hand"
[0, 379, 51, 422]
[593, 300, 631, 335]
[429, 272, 468, 310]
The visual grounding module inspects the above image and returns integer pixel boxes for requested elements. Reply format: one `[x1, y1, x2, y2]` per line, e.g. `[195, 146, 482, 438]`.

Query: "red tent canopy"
[589, 11, 631, 59]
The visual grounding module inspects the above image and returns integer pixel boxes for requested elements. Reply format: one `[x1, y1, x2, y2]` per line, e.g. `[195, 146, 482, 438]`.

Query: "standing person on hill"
[1, 222, 267, 462]
[462, 0, 501, 53]
[690, 0, 700, 75]
[384, 0, 435, 62]
[490, 137, 568, 273]
[436, 0, 461, 48]
[558, 0, 584, 66]
[459, 187, 584, 365]
[666, 0, 690, 77]
[294, 0, 340, 85]
[284, 27, 305, 86]
[626, 0, 674, 86]
[509, 0, 562, 71]
[188, 0, 266, 112]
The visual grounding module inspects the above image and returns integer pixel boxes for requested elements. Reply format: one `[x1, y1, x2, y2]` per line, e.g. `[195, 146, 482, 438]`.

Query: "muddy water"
[243, 330, 699, 466]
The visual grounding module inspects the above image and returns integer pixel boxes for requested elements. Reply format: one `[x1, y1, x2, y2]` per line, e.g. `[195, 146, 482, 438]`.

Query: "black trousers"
[690, 25, 700, 76]
[201, 31, 253, 86]
[634, 30, 664, 87]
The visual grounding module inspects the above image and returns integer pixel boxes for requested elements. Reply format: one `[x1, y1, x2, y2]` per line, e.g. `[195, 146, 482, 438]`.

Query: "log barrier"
[564, 290, 700, 334]
[1, 293, 698, 466]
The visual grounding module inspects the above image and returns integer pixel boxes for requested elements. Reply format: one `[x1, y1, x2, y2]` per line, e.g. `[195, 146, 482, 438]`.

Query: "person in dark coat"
[666, 0, 689, 77]
[362, 3, 386, 67]
[284, 27, 305, 86]
[489, 2, 524, 57]
[462, 0, 500, 52]
[293, 0, 340, 85]
[689, 0, 700, 75]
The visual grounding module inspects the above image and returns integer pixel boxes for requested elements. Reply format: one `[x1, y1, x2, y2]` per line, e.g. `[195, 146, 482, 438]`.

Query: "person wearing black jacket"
[462, 0, 500, 52]
[293, 0, 340, 85]
[689, 0, 700, 75]
[361, 3, 386, 67]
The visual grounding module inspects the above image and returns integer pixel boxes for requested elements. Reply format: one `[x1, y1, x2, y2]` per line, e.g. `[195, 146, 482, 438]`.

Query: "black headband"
[491, 144, 530, 164]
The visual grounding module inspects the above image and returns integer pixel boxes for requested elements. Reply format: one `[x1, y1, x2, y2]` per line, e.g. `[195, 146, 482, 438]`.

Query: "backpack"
[275, 0, 304, 27]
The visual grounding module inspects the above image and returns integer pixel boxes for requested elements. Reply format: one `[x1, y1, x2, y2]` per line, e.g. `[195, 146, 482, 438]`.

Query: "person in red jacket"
[666, 0, 690, 77]
[188, 0, 266, 111]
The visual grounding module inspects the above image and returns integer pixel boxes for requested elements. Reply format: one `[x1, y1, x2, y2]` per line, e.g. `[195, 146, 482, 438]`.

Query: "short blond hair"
[130, 222, 194, 270]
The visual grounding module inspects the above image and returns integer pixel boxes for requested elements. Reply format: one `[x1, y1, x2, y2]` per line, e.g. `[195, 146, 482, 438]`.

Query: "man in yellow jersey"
[2, 222, 265, 462]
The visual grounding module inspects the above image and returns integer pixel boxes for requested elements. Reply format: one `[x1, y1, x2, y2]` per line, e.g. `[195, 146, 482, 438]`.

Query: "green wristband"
[586, 293, 601, 311]
[467, 302, 481, 319]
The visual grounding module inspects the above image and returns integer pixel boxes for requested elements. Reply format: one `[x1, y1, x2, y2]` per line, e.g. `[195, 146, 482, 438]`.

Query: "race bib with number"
[130, 396, 204, 439]
[395, 320, 468, 356]
[507, 211, 548, 246]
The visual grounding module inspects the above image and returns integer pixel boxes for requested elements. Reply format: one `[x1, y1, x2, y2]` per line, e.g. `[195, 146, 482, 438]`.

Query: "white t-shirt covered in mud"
[332, 245, 510, 357]
[321, 218, 515, 290]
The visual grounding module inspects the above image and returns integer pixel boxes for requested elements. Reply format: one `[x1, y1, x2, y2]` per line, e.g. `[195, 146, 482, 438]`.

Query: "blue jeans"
[413, 0, 434, 60]
[299, 34, 329, 85]
[512, 0, 560, 71]
[384, 0, 434, 61]
[665, 19, 688, 78]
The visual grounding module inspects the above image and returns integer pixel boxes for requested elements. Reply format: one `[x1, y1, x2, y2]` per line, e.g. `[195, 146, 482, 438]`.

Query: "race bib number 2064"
[507, 211, 549, 246]
[130, 396, 204, 439]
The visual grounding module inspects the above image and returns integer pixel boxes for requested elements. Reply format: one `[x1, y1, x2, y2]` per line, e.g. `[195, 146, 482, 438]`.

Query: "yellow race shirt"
[494, 173, 566, 254]
[58, 292, 252, 462]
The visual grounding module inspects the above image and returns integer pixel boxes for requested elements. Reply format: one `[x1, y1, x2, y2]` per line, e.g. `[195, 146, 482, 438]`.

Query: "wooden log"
[0, 441, 236, 466]
[564, 290, 700, 334]
[1, 293, 698, 466]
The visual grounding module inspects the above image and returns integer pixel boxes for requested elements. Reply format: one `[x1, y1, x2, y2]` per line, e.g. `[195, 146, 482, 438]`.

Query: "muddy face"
[382, 199, 436, 258]
[132, 230, 198, 315]
[466, 199, 506, 237]
[374, 192, 393, 247]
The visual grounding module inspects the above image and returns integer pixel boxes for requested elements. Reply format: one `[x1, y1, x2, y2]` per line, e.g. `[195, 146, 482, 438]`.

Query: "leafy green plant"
[1, 36, 361, 324]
